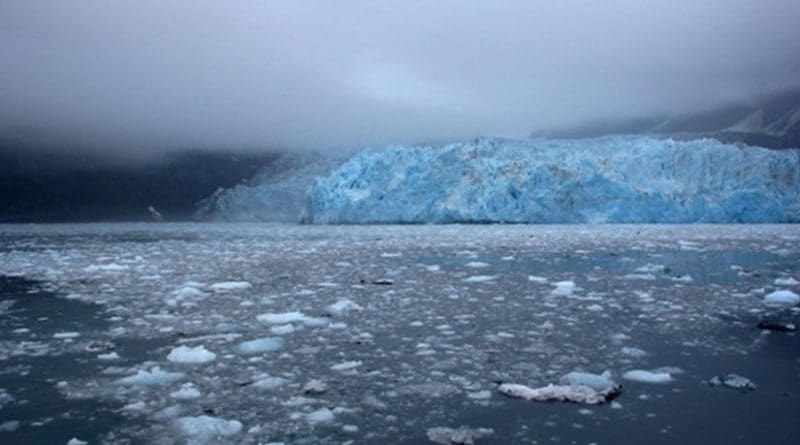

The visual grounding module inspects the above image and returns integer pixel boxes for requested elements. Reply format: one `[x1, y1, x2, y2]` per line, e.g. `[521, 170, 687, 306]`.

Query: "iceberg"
[300, 136, 800, 223]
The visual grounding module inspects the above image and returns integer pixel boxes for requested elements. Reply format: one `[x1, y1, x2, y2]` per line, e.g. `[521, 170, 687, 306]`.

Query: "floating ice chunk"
[117, 366, 184, 386]
[122, 401, 147, 411]
[527, 275, 548, 284]
[53, 332, 80, 339]
[170, 383, 202, 400]
[257, 311, 308, 324]
[97, 351, 120, 361]
[326, 299, 363, 317]
[427, 426, 494, 445]
[270, 324, 295, 335]
[306, 407, 335, 424]
[586, 304, 604, 312]
[237, 337, 285, 354]
[466, 261, 489, 268]
[463, 275, 495, 283]
[498, 383, 620, 405]
[0, 421, 20, 432]
[622, 369, 674, 383]
[209, 281, 252, 292]
[252, 376, 286, 390]
[551, 280, 576, 296]
[764, 289, 800, 306]
[330, 360, 362, 371]
[467, 390, 492, 400]
[774, 277, 799, 286]
[426, 265, 441, 272]
[621, 347, 648, 358]
[635, 264, 666, 273]
[167, 345, 216, 364]
[708, 374, 756, 391]
[303, 380, 328, 394]
[559, 371, 616, 392]
[173, 416, 243, 444]
[172, 286, 208, 299]
[84, 263, 128, 272]
[67, 438, 88, 445]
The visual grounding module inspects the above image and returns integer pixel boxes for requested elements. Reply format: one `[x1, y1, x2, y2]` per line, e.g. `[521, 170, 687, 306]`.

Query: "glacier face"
[300, 136, 800, 224]
[195, 153, 347, 222]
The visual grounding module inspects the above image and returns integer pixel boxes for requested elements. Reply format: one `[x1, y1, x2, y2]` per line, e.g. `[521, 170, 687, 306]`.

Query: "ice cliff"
[299, 136, 800, 223]
[195, 153, 347, 222]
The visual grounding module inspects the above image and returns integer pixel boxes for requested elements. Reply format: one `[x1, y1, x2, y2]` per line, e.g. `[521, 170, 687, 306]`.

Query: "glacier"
[300, 136, 800, 224]
[195, 153, 348, 222]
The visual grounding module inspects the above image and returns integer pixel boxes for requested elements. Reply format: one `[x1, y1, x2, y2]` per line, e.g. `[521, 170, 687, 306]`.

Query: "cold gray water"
[0, 223, 798, 444]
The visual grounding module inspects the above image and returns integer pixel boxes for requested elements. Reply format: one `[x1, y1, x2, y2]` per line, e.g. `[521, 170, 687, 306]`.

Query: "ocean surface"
[0, 223, 798, 444]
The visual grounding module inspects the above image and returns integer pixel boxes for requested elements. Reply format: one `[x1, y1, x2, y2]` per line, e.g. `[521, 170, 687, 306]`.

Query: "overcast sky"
[2, 0, 800, 154]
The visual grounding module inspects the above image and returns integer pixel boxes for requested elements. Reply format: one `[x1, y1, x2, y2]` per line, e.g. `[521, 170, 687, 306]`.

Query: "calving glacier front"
[300, 136, 800, 223]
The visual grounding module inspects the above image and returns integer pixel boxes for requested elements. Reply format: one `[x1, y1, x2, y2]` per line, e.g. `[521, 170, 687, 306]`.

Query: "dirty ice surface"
[0, 223, 799, 444]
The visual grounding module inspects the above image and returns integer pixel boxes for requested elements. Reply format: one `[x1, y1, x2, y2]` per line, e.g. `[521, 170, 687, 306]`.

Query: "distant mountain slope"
[546, 88, 800, 149]
[0, 140, 275, 222]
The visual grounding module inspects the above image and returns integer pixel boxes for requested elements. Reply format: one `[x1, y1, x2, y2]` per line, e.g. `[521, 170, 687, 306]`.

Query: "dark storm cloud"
[1, 0, 799, 154]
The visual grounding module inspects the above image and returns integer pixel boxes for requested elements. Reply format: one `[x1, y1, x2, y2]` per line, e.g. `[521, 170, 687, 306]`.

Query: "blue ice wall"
[300, 136, 800, 223]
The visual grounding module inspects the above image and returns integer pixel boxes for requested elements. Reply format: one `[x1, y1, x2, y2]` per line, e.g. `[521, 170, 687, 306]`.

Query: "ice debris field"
[200, 136, 800, 224]
[0, 224, 798, 444]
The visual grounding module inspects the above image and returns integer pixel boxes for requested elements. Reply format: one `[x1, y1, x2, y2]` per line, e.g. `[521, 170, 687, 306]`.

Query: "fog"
[2, 0, 799, 155]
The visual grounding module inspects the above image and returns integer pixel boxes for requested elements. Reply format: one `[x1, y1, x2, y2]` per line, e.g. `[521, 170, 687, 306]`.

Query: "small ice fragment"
[527, 275, 548, 283]
[559, 371, 616, 392]
[622, 369, 673, 383]
[173, 416, 243, 443]
[257, 311, 308, 324]
[97, 351, 120, 361]
[0, 421, 20, 432]
[621, 347, 648, 358]
[252, 377, 286, 390]
[117, 366, 184, 386]
[764, 289, 800, 306]
[209, 281, 252, 292]
[167, 345, 216, 364]
[708, 374, 756, 391]
[67, 438, 88, 445]
[270, 324, 295, 335]
[330, 360, 362, 371]
[303, 380, 328, 394]
[170, 383, 202, 400]
[463, 275, 495, 283]
[586, 304, 604, 312]
[774, 277, 799, 286]
[466, 261, 489, 268]
[425, 265, 441, 272]
[237, 337, 285, 354]
[326, 299, 363, 317]
[426, 426, 494, 445]
[551, 281, 576, 296]
[53, 332, 80, 339]
[306, 407, 335, 424]
[498, 383, 620, 405]
[84, 263, 128, 272]
[467, 390, 491, 400]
